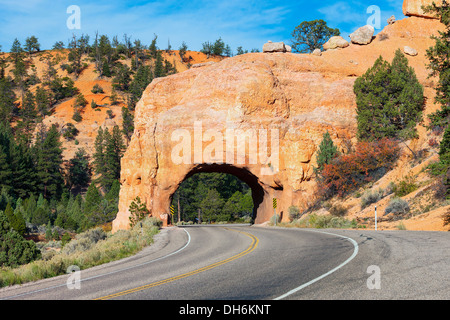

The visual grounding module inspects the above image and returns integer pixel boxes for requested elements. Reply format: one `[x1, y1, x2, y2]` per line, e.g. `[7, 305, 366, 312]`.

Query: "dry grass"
[0, 217, 161, 288]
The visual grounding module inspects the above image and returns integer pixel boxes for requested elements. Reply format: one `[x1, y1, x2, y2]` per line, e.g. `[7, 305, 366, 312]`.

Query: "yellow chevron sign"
[273, 198, 277, 209]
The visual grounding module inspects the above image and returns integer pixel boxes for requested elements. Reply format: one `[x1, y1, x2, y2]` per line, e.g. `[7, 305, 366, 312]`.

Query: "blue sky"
[0, 0, 405, 53]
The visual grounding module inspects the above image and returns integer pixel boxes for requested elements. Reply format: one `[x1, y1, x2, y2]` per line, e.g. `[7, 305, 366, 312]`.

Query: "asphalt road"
[0, 225, 449, 300]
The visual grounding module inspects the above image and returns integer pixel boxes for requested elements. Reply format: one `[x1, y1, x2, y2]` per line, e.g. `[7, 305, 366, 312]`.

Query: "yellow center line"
[94, 228, 259, 300]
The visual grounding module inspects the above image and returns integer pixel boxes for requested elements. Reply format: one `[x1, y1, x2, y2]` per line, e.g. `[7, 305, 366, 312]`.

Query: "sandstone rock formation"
[388, 15, 396, 25]
[349, 25, 375, 45]
[311, 49, 322, 56]
[263, 41, 288, 53]
[112, 14, 444, 232]
[323, 36, 350, 50]
[404, 46, 418, 56]
[403, 0, 441, 18]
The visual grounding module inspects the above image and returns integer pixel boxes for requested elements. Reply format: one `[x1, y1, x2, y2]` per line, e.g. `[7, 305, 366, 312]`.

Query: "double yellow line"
[95, 228, 259, 300]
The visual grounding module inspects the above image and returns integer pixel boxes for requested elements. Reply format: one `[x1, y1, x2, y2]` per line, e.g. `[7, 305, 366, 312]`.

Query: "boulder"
[323, 36, 350, 50]
[350, 25, 375, 45]
[387, 15, 396, 25]
[263, 41, 287, 53]
[403, 0, 441, 19]
[311, 48, 322, 56]
[404, 46, 418, 56]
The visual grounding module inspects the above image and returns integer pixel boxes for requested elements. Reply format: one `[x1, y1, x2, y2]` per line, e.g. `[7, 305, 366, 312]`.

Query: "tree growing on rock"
[291, 20, 340, 53]
[314, 131, 338, 174]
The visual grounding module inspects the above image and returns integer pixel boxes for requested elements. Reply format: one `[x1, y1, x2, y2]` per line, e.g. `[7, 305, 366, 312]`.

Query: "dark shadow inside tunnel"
[169, 164, 265, 224]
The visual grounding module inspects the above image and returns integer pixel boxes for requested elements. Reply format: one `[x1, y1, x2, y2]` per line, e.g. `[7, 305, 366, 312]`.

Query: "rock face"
[263, 41, 288, 53]
[111, 16, 444, 232]
[403, 0, 441, 18]
[404, 46, 418, 56]
[323, 36, 350, 50]
[350, 25, 375, 45]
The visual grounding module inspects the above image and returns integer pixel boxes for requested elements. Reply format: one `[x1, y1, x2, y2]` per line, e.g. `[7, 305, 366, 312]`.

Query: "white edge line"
[1, 228, 191, 300]
[273, 229, 359, 300]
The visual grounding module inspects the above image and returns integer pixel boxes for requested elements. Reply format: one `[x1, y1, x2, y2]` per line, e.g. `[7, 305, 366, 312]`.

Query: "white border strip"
[274, 229, 359, 300]
[1, 228, 191, 300]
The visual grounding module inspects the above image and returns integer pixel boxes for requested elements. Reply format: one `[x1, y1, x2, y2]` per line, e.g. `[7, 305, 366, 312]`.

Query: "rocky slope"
[112, 14, 449, 232]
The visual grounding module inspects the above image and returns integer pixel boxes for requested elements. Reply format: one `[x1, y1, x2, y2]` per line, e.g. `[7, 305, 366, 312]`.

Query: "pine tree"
[0, 124, 13, 193]
[34, 124, 64, 199]
[354, 50, 424, 141]
[84, 183, 102, 215]
[93, 127, 106, 185]
[128, 196, 149, 227]
[67, 148, 91, 192]
[16, 90, 37, 142]
[439, 125, 450, 164]
[0, 78, 17, 125]
[103, 126, 125, 191]
[424, 0, 450, 129]
[315, 131, 338, 174]
[35, 86, 50, 118]
[121, 106, 134, 143]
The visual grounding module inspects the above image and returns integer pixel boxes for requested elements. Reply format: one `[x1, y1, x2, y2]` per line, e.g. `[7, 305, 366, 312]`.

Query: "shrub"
[62, 123, 79, 140]
[91, 84, 104, 94]
[393, 175, 418, 197]
[73, 93, 88, 108]
[444, 208, 450, 226]
[300, 214, 358, 229]
[288, 206, 300, 221]
[329, 204, 348, 217]
[361, 188, 384, 209]
[385, 198, 410, 215]
[320, 138, 400, 198]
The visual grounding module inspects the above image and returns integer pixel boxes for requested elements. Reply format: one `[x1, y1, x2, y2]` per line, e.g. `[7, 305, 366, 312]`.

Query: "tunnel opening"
[170, 164, 265, 224]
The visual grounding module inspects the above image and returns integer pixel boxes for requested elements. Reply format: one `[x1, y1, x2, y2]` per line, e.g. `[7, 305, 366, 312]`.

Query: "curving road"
[0, 225, 449, 301]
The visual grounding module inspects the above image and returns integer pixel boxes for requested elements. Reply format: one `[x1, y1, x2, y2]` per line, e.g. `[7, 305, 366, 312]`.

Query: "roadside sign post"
[170, 205, 175, 225]
[375, 205, 377, 231]
[273, 198, 277, 226]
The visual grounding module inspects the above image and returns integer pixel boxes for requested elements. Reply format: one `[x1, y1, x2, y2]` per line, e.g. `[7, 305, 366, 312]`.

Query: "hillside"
[1, 48, 225, 161]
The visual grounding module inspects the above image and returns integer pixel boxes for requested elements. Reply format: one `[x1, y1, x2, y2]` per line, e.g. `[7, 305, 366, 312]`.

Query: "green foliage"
[0, 210, 41, 268]
[291, 19, 340, 53]
[354, 50, 424, 142]
[296, 214, 359, 229]
[314, 131, 338, 174]
[424, 0, 450, 129]
[67, 148, 90, 192]
[171, 173, 253, 224]
[385, 198, 410, 216]
[91, 84, 104, 94]
[34, 124, 64, 199]
[392, 175, 418, 197]
[129, 196, 150, 227]
[329, 204, 348, 217]
[62, 123, 79, 140]
[92, 126, 124, 192]
[288, 205, 301, 221]
[24, 36, 40, 55]
[360, 188, 384, 209]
